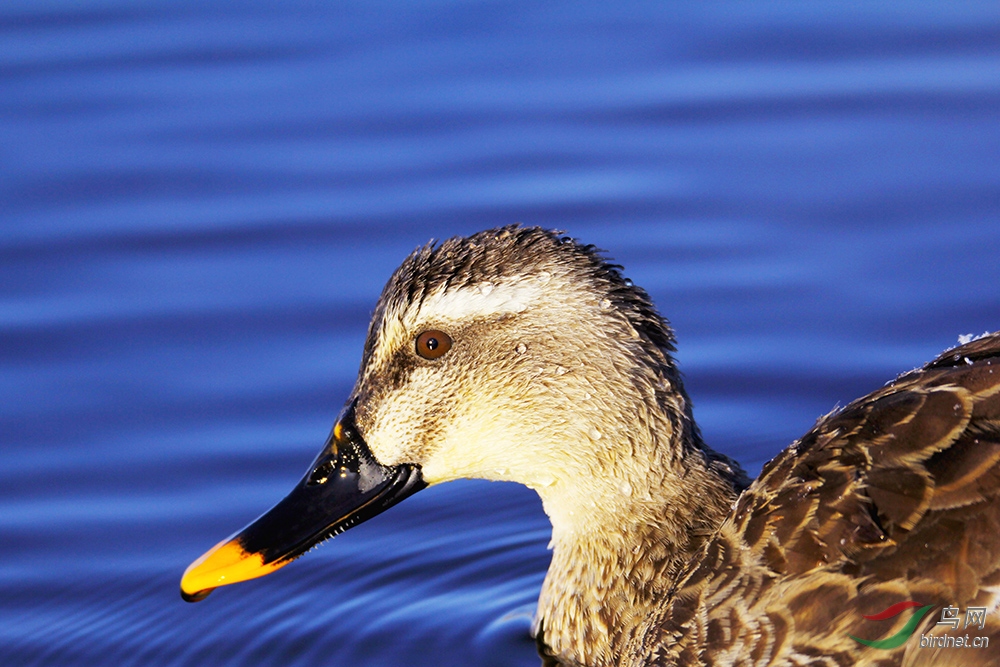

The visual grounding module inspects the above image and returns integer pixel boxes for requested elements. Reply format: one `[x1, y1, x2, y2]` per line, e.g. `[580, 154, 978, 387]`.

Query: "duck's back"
[633, 333, 1000, 667]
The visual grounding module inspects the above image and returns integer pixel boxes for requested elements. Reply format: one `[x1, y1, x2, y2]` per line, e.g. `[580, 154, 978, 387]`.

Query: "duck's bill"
[180, 404, 425, 602]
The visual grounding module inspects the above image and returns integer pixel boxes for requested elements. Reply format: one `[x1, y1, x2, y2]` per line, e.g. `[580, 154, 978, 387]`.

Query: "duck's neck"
[532, 441, 744, 667]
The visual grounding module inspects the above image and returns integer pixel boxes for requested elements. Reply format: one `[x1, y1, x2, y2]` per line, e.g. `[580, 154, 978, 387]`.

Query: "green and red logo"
[850, 601, 934, 649]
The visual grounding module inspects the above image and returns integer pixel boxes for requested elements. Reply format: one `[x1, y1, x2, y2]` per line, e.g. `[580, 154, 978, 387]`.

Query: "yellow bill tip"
[180, 538, 288, 603]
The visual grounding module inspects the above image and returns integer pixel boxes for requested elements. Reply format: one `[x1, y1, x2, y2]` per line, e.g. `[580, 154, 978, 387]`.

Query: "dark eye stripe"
[416, 330, 452, 360]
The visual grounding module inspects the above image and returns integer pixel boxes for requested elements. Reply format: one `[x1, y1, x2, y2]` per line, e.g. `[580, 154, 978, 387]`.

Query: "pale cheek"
[424, 406, 552, 485]
[410, 406, 492, 483]
[363, 425, 409, 468]
[363, 403, 423, 467]
[362, 370, 444, 467]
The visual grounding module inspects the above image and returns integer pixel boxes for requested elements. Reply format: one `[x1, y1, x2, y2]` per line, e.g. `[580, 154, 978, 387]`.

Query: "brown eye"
[416, 330, 452, 360]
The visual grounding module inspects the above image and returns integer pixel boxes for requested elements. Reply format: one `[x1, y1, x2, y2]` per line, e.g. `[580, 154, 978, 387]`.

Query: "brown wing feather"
[632, 333, 1000, 667]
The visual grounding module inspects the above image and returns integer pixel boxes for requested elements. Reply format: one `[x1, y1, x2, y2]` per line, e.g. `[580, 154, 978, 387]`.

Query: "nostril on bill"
[307, 459, 336, 485]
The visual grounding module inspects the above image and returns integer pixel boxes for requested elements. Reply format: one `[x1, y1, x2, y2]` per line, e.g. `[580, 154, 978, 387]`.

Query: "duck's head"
[181, 226, 702, 602]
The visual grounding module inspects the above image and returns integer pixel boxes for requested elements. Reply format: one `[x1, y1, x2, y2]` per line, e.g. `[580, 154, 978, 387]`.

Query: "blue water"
[2, 2, 999, 665]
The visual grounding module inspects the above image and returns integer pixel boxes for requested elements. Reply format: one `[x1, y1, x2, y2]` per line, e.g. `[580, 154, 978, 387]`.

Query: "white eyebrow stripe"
[416, 281, 545, 322]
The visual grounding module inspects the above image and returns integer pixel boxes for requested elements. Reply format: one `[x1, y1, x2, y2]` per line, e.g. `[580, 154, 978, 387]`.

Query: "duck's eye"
[416, 330, 452, 360]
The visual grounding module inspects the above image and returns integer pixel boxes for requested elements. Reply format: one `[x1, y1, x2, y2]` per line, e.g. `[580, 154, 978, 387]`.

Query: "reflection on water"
[2, 1, 999, 665]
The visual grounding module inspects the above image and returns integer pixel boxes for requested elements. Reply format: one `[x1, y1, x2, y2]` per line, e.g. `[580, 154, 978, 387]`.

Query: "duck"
[181, 226, 1000, 667]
